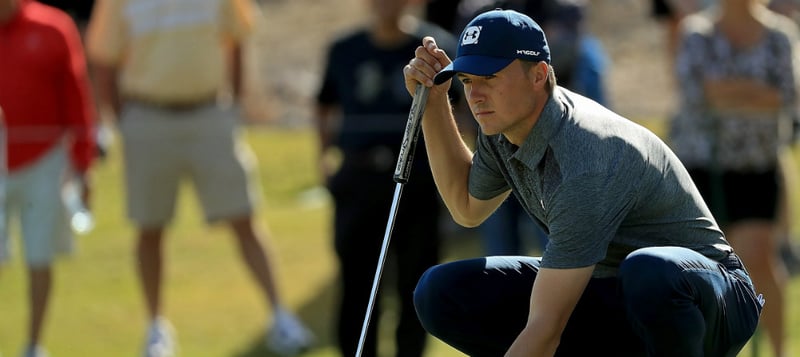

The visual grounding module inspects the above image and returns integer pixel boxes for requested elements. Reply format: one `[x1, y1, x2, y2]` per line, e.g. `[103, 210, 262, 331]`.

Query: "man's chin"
[477, 124, 501, 136]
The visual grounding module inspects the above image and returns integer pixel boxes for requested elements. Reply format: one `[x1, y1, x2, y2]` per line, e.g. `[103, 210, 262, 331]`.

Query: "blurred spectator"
[0, 1, 97, 356]
[769, 0, 800, 277]
[315, 0, 457, 356]
[667, 1, 799, 356]
[84, 0, 313, 356]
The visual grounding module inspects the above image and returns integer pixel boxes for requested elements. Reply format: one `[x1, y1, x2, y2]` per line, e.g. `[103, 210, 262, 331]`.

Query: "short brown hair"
[520, 60, 557, 94]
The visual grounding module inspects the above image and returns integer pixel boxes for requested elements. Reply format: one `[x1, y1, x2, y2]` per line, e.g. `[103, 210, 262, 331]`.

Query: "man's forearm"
[705, 79, 783, 113]
[92, 64, 121, 118]
[505, 326, 560, 357]
[420, 93, 479, 225]
[506, 266, 594, 357]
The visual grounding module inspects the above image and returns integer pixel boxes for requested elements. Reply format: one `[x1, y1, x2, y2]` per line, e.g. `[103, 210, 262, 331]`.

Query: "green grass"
[0, 125, 797, 357]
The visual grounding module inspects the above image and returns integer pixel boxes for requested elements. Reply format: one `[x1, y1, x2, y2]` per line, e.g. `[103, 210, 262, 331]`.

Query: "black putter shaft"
[355, 83, 430, 357]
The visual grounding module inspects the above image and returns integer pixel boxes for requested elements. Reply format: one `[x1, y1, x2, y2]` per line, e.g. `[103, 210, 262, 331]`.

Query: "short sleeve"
[468, 134, 510, 200]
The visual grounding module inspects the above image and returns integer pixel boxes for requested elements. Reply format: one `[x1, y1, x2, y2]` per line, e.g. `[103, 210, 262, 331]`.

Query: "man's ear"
[533, 61, 549, 87]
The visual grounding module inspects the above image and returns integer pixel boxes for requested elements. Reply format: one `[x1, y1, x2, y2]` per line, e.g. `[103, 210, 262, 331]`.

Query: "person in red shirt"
[0, 0, 96, 356]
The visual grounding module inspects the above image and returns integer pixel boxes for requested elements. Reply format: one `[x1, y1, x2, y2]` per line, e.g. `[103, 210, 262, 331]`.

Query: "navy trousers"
[413, 247, 763, 357]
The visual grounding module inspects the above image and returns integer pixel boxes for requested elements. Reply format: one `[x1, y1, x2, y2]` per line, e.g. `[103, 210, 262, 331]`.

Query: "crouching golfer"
[402, 9, 763, 357]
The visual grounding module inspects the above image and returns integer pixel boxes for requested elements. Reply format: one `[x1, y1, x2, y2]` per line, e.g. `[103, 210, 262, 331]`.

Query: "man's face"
[456, 60, 543, 143]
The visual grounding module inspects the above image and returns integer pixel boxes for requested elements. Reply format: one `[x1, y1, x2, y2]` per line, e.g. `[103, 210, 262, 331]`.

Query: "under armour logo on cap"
[462, 26, 482, 45]
[434, 9, 551, 85]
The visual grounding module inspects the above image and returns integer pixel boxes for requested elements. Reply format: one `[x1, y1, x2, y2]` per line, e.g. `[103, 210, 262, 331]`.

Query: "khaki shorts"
[119, 103, 260, 228]
[1, 144, 72, 267]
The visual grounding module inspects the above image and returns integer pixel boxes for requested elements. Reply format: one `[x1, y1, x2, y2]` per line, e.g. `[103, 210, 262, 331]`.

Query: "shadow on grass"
[232, 275, 338, 357]
[231, 223, 483, 357]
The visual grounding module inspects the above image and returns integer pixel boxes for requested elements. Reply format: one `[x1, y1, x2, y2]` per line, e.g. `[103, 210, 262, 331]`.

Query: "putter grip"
[393, 84, 430, 184]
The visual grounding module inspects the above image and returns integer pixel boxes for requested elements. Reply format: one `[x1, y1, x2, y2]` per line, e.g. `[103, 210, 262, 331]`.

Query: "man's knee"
[413, 264, 445, 333]
[619, 248, 684, 311]
[620, 248, 679, 288]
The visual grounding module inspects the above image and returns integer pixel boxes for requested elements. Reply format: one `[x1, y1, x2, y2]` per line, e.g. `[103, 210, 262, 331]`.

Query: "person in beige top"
[85, 1, 314, 356]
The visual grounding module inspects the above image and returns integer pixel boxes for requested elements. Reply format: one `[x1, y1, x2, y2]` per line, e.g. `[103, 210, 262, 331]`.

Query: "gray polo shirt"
[469, 87, 732, 278]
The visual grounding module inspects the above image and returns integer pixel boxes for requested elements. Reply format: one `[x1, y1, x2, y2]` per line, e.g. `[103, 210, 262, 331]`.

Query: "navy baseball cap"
[434, 9, 551, 85]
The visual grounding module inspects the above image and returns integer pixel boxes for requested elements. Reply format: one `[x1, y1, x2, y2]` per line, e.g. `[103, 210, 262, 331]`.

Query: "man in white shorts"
[1, 1, 98, 355]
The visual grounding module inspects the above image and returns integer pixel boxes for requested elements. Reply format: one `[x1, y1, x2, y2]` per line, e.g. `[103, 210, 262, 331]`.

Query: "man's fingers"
[423, 36, 437, 52]
[404, 37, 453, 96]
[423, 36, 450, 68]
[404, 48, 433, 87]
[408, 45, 450, 85]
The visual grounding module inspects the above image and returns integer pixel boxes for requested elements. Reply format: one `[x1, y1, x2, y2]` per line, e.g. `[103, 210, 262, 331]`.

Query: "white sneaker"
[21, 345, 48, 357]
[265, 309, 315, 356]
[143, 317, 176, 357]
